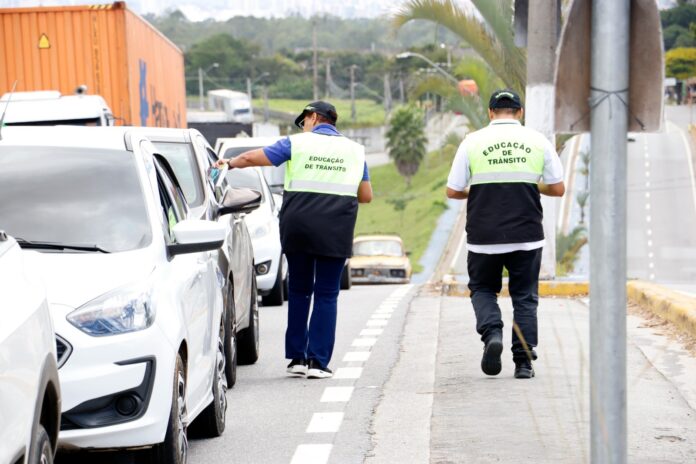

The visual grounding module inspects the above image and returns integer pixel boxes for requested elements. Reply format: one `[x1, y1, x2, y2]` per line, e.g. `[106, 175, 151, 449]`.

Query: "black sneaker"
[307, 359, 333, 379]
[514, 359, 535, 379]
[481, 333, 503, 376]
[287, 359, 307, 376]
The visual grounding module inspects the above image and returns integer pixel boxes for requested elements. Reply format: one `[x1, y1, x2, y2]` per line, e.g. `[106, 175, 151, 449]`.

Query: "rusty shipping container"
[0, 1, 186, 127]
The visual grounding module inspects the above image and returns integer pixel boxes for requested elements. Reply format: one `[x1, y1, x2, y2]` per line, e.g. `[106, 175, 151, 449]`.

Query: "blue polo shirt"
[263, 124, 370, 181]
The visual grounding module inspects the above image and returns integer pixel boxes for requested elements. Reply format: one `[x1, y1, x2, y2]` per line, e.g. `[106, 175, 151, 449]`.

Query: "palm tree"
[393, 0, 526, 95]
[386, 105, 428, 187]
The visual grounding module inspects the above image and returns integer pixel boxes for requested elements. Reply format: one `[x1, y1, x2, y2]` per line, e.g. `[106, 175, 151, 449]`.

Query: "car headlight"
[67, 280, 155, 336]
[252, 223, 271, 239]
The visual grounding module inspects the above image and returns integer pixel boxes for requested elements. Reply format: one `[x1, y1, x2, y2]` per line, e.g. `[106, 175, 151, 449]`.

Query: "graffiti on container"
[138, 59, 182, 128]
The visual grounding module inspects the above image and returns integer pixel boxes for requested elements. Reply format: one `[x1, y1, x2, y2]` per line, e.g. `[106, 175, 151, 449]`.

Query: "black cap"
[488, 89, 523, 109]
[294, 101, 338, 129]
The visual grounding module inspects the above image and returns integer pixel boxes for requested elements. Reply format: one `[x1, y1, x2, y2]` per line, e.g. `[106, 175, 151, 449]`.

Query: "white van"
[0, 89, 115, 127]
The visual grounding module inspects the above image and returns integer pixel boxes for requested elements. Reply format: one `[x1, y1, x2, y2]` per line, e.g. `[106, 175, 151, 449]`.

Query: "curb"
[440, 278, 696, 339]
[627, 280, 696, 339]
[440, 277, 589, 297]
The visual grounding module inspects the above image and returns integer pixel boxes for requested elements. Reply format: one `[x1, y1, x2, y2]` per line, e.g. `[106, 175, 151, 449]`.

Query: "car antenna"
[0, 80, 18, 141]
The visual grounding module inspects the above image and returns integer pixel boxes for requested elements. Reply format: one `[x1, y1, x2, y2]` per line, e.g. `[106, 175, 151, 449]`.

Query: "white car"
[217, 136, 285, 194]
[134, 127, 261, 386]
[0, 126, 260, 462]
[225, 166, 288, 306]
[0, 232, 61, 464]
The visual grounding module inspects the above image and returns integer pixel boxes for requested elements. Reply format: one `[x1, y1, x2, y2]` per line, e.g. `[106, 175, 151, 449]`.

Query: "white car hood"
[24, 249, 154, 310]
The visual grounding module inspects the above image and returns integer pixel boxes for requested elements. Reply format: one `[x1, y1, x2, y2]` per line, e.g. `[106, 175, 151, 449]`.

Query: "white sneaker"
[307, 360, 333, 379]
[287, 359, 307, 376]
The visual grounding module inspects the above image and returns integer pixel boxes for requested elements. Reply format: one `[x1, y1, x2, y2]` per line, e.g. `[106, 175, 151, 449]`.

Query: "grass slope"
[356, 148, 456, 273]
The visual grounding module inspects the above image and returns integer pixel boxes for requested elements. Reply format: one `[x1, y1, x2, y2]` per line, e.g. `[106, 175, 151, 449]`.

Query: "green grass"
[355, 147, 457, 273]
[252, 98, 390, 128]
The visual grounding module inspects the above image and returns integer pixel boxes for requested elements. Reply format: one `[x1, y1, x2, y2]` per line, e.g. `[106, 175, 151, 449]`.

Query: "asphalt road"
[56, 283, 415, 464]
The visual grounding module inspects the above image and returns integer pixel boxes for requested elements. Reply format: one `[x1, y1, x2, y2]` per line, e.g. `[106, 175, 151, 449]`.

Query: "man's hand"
[215, 159, 230, 169]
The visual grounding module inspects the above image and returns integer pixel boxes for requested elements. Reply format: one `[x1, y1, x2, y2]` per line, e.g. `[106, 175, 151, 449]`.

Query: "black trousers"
[467, 248, 542, 361]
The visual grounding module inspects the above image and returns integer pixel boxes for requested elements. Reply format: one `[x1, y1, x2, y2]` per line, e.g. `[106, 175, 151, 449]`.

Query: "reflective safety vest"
[285, 132, 365, 197]
[464, 121, 547, 245]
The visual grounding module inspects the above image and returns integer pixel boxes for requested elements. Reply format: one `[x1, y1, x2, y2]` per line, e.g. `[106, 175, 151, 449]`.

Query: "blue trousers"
[285, 252, 345, 368]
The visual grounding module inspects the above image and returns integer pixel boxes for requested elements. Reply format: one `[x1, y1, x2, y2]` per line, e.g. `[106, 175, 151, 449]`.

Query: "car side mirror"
[168, 219, 226, 257]
[217, 187, 262, 217]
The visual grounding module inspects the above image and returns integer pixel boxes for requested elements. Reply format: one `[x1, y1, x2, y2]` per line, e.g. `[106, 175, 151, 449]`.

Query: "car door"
[202, 141, 252, 322]
[154, 156, 215, 405]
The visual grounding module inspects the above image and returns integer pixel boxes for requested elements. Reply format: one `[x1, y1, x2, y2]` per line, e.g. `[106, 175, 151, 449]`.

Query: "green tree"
[665, 47, 696, 79]
[386, 105, 427, 187]
[393, 0, 526, 95]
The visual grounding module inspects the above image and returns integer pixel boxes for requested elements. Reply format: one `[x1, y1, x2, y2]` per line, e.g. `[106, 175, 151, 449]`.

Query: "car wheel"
[223, 282, 238, 387]
[340, 264, 352, 290]
[188, 320, 227, 438]
[29, 424, 53, 464]
[262, 260, 284, 306]
[150, 354, 187, 464]
[238, 276, 260, 365]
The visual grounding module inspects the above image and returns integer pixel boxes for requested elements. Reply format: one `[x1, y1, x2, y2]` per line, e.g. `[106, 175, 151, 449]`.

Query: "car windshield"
[226, 168, 264, 198]
[0, 146, 152, 252]
[354, 240, 404, 257]
[151, 141, 204, 207]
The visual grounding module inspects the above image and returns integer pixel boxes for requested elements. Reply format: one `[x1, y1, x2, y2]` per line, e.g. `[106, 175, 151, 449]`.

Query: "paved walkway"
[369, 290, 696, 463]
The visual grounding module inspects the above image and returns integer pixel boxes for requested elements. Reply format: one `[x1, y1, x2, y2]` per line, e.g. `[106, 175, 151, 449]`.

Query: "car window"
[353, 240, 404, 257]
[223, 146, 262, 159]
[151, 141, 205, 208]
[154, 159, 187, 242]
[0, 146, 152, 252]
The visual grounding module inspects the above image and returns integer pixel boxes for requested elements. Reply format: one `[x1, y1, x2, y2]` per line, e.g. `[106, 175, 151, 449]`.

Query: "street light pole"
[198, 63, 219, 111]
[590, 0, 630, 463]
[350, 65, 357, 123]
[396, 51, 458, 85]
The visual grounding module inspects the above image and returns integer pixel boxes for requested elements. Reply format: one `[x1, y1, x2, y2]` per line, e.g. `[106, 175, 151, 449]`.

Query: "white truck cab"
[0, 89, 115, 127]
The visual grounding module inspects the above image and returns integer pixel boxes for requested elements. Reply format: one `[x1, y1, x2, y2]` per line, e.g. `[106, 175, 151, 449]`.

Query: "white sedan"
[225, 166, 287, 306]
[0, 126, 260, 462]
[0, 232, 61, 464]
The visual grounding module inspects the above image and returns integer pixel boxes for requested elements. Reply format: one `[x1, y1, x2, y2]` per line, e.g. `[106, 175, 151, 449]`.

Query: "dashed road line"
[306, 412, 344, 433]
[321, 387, 354, 403]
[352, 337, 378, 347]
[334, 367, 364, 379]
[360, 328, 384, 336]
[290, 445, 332, 464]
[343, 351, 370, 362]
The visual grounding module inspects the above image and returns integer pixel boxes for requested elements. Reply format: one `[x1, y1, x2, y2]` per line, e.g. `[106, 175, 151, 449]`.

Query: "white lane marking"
[375, 308, 394, 314]
[646, 203, 651, 210]
[343, 351, 371, 362]
[648, 240, 653, 247]
[321, 387, 354, 403]
[649, 262, 655, 269]
[367, 319, 388, 327]
[290, 444, 332, 464]
[306, 412, 344, 433]
[650, 273, 656, 280]
[360, 328, 384, 336]
[645, 161, 650, 168]
[334, 367, 363, 379]
[645, 192, 651, 199]
[352, 338, 377, 347]
[647, 229, 653, 236]
[670, 121, 696, 221]
[371, 313, 392, 319]
[648, 252, 655, 259]
[646, 215, 652, 223]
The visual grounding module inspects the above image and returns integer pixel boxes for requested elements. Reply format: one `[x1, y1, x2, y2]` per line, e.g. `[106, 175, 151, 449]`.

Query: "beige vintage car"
[350, 235, 412, 284]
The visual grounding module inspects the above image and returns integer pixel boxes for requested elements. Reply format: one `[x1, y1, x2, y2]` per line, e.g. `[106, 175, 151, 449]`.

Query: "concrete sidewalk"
[368, 290, 696, 463]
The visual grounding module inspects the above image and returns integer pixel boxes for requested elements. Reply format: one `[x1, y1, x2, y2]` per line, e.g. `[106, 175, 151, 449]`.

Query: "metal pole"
[399, 76, 405, 104]
[590, 0, 630, 463]
[313, 19, 319, 101]
[246, 77, 253, 104]
[384, 73, 392, 114]
[325, 59, 331, 99]
[350, 65, 357, 123]
[198, 67, 204, 110]
[263, 85, 269, 123]
[525, 0, 558, 279]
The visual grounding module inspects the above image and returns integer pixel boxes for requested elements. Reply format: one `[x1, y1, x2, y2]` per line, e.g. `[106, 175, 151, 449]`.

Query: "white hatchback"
[0, 127, 260, 463]
[0, 232, 61, 464]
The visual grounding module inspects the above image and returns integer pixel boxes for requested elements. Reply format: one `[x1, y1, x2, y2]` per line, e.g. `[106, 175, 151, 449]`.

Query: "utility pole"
[590, 0, 630, 462]
[262, 84, 269, 123]
[383, 73, 392, 114]
[198, 67, 205, 110]
[350, 65, 357, 123]
[525, 0, 558, 278]
[246, 77, 252, 104]
[325, 59, 331, 99]
[399, 75, 405, 104]
[312, 19, 319, 101]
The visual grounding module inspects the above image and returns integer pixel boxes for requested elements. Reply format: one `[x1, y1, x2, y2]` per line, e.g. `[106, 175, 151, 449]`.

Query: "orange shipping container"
[0, 1, 186, 127]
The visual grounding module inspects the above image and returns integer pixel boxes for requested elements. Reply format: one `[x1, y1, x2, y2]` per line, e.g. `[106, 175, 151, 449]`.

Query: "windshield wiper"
[16, 238, 111, 254]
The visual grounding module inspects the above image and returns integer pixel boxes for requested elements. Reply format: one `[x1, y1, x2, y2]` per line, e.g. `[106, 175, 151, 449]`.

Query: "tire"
[29, 424, 53, 464]
[340, 264, 352, 290]
[223, 282, 238, 387]
[238, 276, 260, 365]
[262, 260, 284, 306]
[150, 354, 187, 464]
[188, 320, 227, 438]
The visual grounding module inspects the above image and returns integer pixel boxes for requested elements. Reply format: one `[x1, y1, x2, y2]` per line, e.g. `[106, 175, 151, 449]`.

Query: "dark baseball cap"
[489, 89, 523, 109]
[294, 101, 338, 129]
